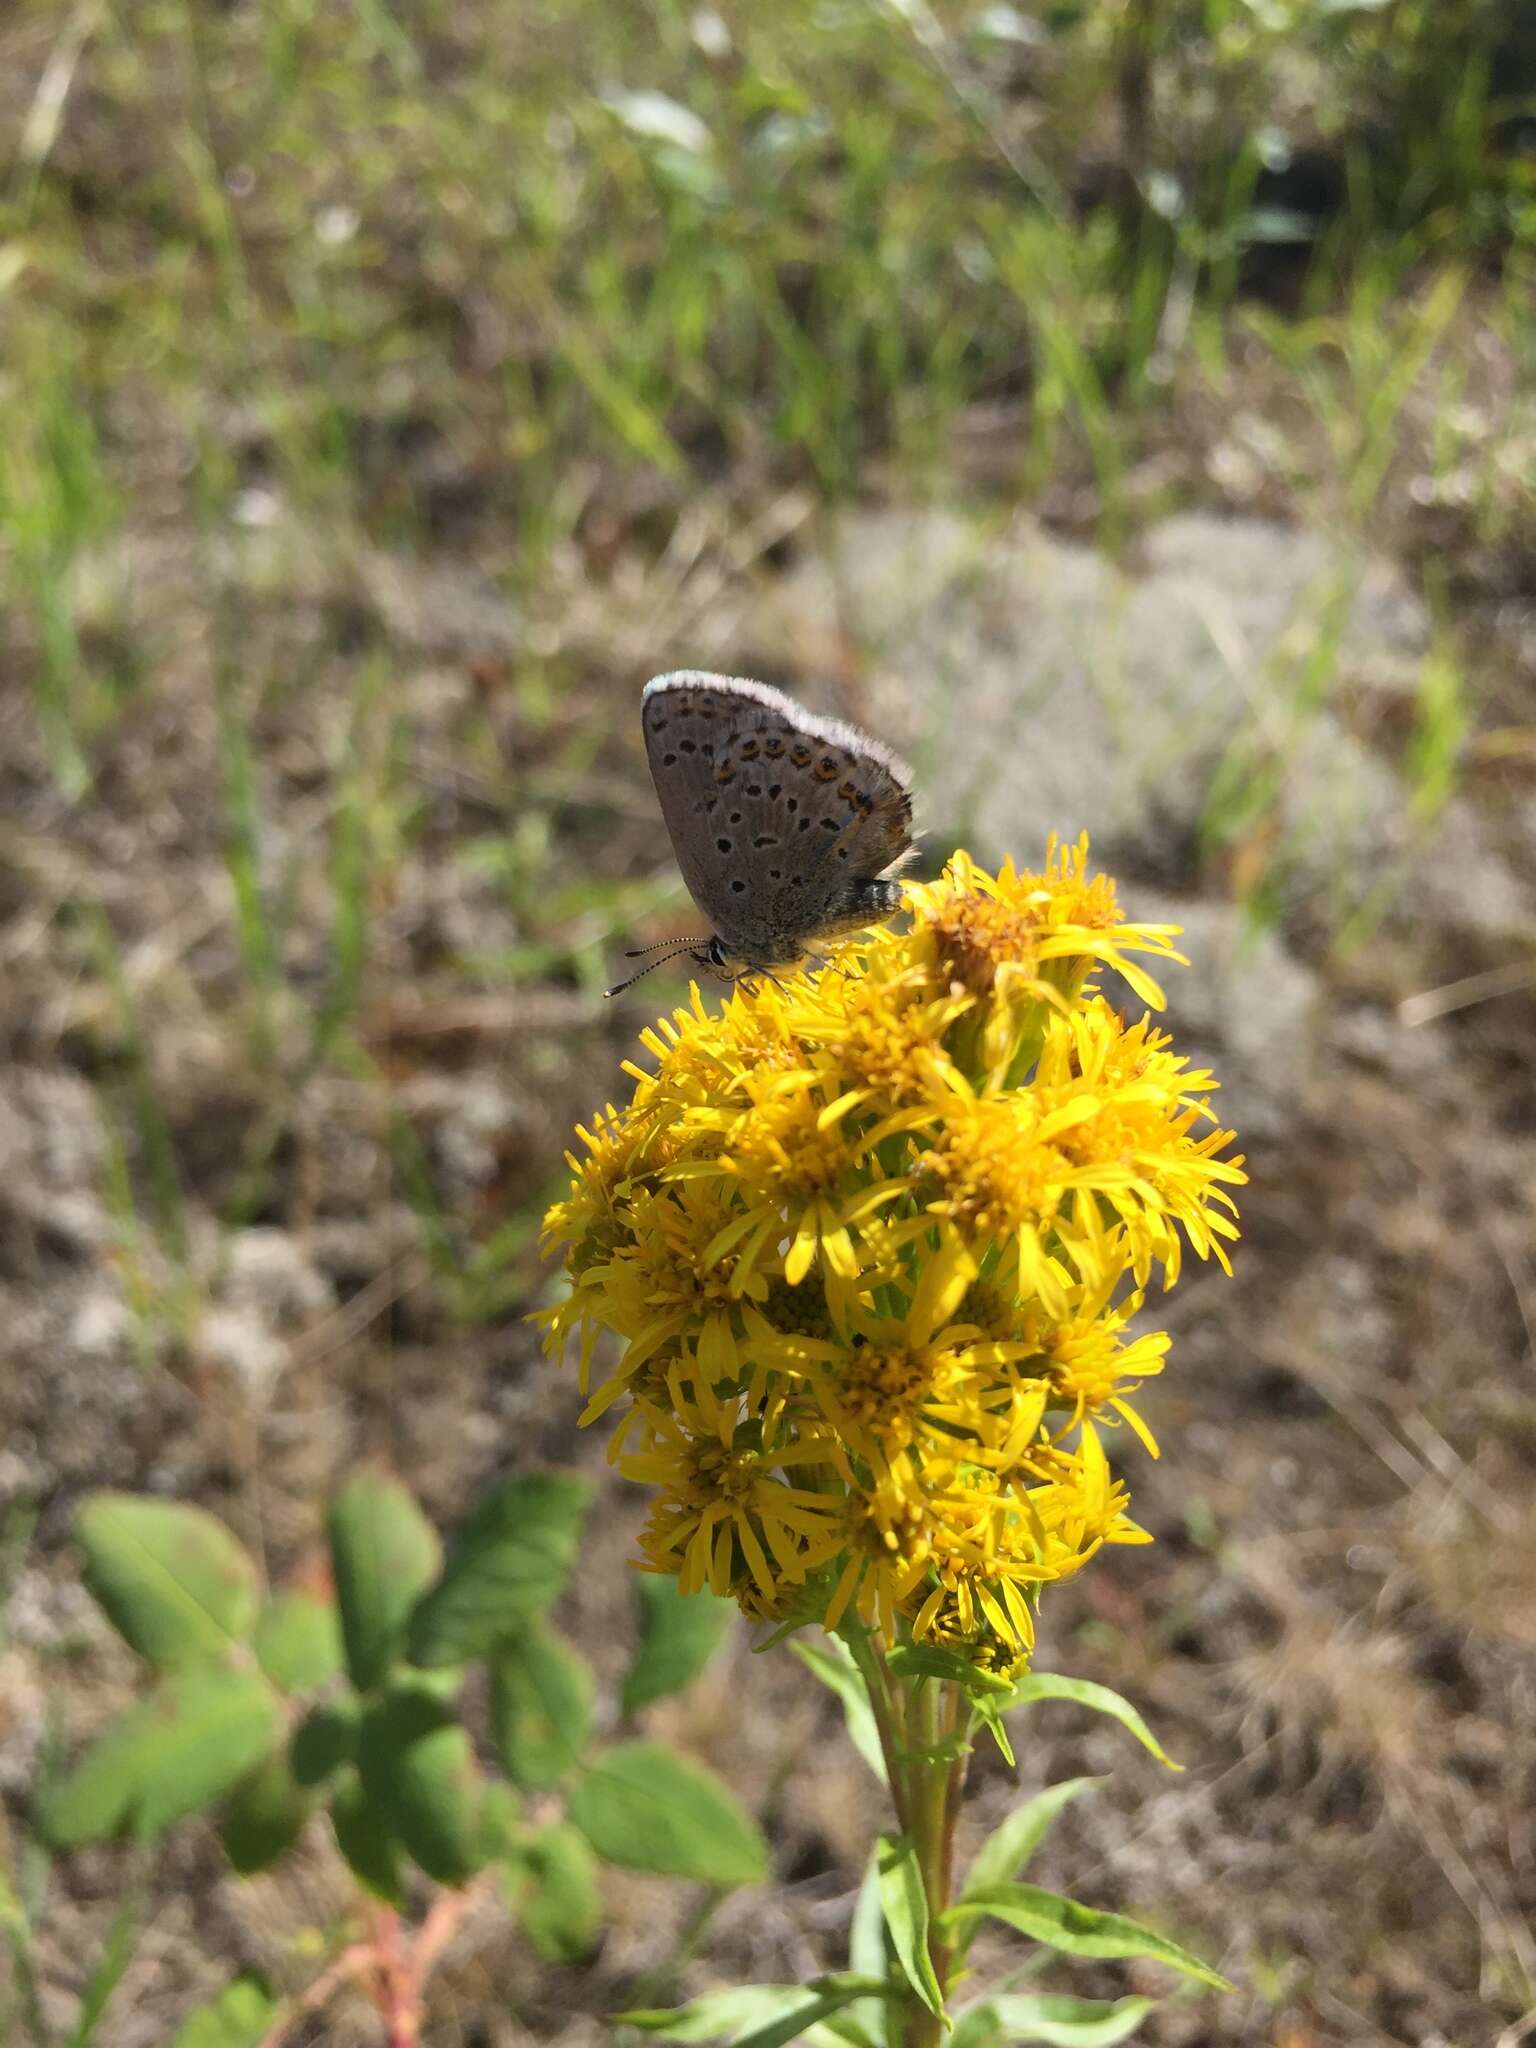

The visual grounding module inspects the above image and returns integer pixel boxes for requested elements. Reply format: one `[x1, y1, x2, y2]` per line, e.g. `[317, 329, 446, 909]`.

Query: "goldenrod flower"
[541, 840, 1244, 1678]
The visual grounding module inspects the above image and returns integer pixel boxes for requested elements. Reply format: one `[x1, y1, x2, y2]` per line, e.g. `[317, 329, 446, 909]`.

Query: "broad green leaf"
[39, 1698, 164, 1845]
[568, 1742, 767, 1886]
[76, 1494, 257, 1672]
[253, 1589, 343, 1694]
[511, 1821, 602, 1963]
[222, 1748, 313, 1874]
[169, 1974, 279, 2048]
[330, 1766, 403, 1903]
[357, 1685, 485, 1886]
[290, 1700, 357, 1787]
[327, 1472, 441, 1693]
[406, 1472, 591, 1667]
[1003, 1675, 1178, 1769]
[620, 1975, 888, 2046]
[949, 1994, 1156, 2048]
[792, 1637, 887, 1783]
[877, 1834, 943, 2017]
[40, 1669, 279, 1846]
[623, 1571, 733, 1714]
[960, 1779, 1102, 1902]
[477, 1779, 523, 1863]
[489, 1622, 593, 1787]
[944, 1884, 1230, 1990]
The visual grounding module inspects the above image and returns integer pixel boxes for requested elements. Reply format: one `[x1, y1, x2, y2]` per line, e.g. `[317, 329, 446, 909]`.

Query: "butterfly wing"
[643, 672, 914, 965]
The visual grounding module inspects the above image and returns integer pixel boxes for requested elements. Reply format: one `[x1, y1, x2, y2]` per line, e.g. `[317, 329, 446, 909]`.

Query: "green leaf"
[76, 1493, 257, 1672]
[511, 1821, 602, 1963]
[406, 1472, 591, 1667]
[253, 1589, 343, 1694]
[169, 1974, 280, 2048]
[1003, 1675, 1179, 1769]
[489, 1622, 594, 1788]
[885, 1643, 1012, 1693]
[64, 1855, 146, 2048]
[327, 1472, 441, 1693]
[330, 1766, 403, 1903]
[623, 1572, 733, 1714]
[290, 1700, 357, 1787]
[619, 1975, 888, 2046]
[791, 1637, 887, 1783]
[357, 1684, 485, 1886]
[477, 1779, 523, 1863]
[877, 1833, 943, 2017]
[960, 1779, 1102, 1902]
[221, 1748, 313, 1875]
[949, 1994, 1157, 2048]
[40, 1669, 279, 1846]
[944, 1885, 1230, 1990]
[974, 1695, 1016, 1768]
[848, 1847, 888, 2048]
[567, 1742, 767, 1886]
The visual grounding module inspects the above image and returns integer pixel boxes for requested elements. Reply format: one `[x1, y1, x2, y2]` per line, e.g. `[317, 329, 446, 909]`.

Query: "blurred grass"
[1, 1, 1534, 2036]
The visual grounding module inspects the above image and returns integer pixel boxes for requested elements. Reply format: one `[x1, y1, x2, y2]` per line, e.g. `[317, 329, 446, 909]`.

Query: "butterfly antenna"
[604, 938, 705, 999]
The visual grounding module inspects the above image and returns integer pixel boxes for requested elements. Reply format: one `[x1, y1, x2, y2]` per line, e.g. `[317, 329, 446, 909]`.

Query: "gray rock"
[1119, 895, 1320, 1140]
[740, 507, 1532, 949]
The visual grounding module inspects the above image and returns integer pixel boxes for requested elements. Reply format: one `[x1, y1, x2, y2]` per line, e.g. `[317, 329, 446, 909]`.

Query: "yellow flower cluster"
[540, 841, 1244, 1678]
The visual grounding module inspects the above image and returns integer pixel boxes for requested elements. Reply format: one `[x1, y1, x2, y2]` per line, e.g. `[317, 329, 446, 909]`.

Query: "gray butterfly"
[608, 672, 915, 995]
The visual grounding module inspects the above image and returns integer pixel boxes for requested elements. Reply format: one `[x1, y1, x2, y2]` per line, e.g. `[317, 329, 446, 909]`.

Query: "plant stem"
[895, 1675, 967, 2048]
[844, 1627, 912, 1834]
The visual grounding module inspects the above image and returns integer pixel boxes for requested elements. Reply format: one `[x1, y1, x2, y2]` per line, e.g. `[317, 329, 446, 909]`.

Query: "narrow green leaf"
[623, 1572, 733, 1714]
[76, 1494, 257, 1672]
[619, 1975, 888, 2046]
[791, 1638, 887, 1783]
[1003, 1675, 1179, 1769]
[328, 1472, 441, 1693]
[510, 1821, 602, 1963]
[949, 1994, 1156, 2048]
[944, 1885, 1230, 1990]
[960, 1779, 1102, 1903]
[848, 1844, 888, 2048]
[170, 1974, 279, 2048]
[221, 1748, 313, 1875]
[65, 1853, 146, 2048]
[567, 1742, 767, 1886]
[974, 1695, 1017, 1768]
[253, 1590, 343, 1694]
[357, 1685, 485, 1886]
[40, 1670, 279, 1846]
[330, 1766, 403, 1903]
[406, 1473, 592, 1667]
[877, 1834, 943, 2016]
[885, 1643, 1012, 1693]
[489, 1622, 594, 1787]
[290, 1700, 357, 1787]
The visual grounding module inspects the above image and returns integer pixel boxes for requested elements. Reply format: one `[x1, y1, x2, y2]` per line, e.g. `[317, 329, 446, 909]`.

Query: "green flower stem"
[896, 1674, 967, 2048]
[844, 1628, 911, 1834]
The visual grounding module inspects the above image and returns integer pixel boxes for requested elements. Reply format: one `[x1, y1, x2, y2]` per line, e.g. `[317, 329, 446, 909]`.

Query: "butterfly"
[607, 671, 915, 996]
